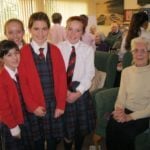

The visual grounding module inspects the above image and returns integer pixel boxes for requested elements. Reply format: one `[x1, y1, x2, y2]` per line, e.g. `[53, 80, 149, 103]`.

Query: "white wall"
[124, 0, 140, 9]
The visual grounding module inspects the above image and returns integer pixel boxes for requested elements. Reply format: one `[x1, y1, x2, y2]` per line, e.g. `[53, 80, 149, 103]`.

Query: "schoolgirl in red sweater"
[18, 12, 67, 150]
[0, 40, 32, 150]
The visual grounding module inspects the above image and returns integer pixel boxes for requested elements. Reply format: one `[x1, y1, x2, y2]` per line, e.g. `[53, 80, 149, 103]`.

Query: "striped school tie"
[15, 73, 19, 83]
[67, 46, 76, 89]
[39, 48, 45, 59]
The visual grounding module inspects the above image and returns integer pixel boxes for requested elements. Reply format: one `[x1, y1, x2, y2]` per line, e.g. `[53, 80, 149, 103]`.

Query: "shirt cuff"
[10, 125, 21, 137]
[76, 84, 85, 94]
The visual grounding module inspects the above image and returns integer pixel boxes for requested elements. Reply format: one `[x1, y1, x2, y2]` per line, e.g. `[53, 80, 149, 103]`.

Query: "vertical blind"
[0, 0, 88, 42]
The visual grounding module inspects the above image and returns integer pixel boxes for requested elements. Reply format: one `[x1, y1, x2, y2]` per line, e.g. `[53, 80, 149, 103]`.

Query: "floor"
[57, 133, 106, 150]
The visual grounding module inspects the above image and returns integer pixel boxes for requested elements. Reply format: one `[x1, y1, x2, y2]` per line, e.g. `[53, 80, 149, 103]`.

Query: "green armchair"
[95, 88, 118, 137]
[91, 51, 118, 100]
[95, 88, 150, 150]
[122, 51, 133, 68]
[95, 51, 150, 150]
[94, 51, 118, 89]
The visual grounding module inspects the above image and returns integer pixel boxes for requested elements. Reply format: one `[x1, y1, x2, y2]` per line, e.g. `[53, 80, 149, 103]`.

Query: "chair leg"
[93, 134, 103, 150]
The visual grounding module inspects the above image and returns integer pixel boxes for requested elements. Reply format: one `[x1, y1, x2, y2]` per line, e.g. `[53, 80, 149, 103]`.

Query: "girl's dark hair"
[0, 40, 19, 58]
[125, 11, 148, 50]
[52, 13, 62, 24]
[28, 12, 50, 29]
[80, 14, 88, 27]
[66, 16, 86, 34]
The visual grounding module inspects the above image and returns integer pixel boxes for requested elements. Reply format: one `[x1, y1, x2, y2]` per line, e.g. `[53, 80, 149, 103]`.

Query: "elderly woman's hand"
[125, 114, 133, 122]
[113, 107, 133, 123]
[112, 107, 126, 123]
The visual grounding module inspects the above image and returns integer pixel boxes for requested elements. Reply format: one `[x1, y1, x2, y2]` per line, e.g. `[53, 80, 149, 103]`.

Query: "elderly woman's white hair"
[131, 37, 150, 64]
[131, 37, 150, 52]
[95, 31, 106, 41]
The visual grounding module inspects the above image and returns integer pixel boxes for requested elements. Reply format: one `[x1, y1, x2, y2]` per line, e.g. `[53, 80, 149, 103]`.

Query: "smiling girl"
[57, 16, 96, 150]
[0, 40, 32, 150]
[4, 19, 25, 49]
[18, 12, 67, 150]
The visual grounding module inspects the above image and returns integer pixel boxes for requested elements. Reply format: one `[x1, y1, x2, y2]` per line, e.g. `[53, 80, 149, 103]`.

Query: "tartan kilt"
[27, 99, 64, 142]
[27, 47, 65, 142]
[64, 89, 96, 139]
[1, 123, 32, 150]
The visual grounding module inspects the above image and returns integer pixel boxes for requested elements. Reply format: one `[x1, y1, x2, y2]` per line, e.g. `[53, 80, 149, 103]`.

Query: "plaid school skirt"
[1, 123, 32, 150]
[27, 99, 64, 142]
[28, 50, 65, 142]
[63, 89, 96, 139]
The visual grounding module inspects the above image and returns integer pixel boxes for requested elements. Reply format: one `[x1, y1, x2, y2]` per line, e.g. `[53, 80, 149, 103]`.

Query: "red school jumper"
[18, 43, 67, 112]
[0, 69, 24, 128]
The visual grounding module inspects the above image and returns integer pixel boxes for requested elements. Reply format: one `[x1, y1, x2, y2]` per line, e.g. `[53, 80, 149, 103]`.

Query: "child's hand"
[34, 106, 46, 117]
[54, 108, 64, 118]
[67, 91, 81, 103]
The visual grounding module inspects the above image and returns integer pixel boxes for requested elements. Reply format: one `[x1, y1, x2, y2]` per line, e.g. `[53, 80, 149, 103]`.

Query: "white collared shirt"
[30, 40, 48, 58]
[4, 65, 18, 82]
[19, 42, 23, 49]
[57, 40, 95, 94]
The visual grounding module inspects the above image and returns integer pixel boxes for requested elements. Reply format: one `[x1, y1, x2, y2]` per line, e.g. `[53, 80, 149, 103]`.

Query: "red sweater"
[18, 43, 67, 112]
[0, 69, 24, 128]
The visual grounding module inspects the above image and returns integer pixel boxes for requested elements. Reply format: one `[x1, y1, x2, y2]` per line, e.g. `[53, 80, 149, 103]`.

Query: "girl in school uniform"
[0, 19, 24, 71]
[0, 40, 32, 150]
[4, 18, 25, 49]
[18, 12, 67, 150]
[57, 16, 96, 150]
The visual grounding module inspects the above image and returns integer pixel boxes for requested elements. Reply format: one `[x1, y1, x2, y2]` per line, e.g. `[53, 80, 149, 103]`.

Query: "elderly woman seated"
[95, 32, 109, 52]
[106, 37, 150, 150]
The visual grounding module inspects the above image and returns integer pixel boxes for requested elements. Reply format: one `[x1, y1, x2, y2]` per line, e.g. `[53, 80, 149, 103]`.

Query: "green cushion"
[94, 51, 118, 89]
[95, 87, 119, 137]
[135, 129, 150, 150]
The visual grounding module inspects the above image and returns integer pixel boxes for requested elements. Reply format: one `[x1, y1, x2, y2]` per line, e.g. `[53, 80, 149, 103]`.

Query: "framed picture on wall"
[124, 9, 139, 22]
[96, 0, 124, 25]
[137, 0, 150, 6]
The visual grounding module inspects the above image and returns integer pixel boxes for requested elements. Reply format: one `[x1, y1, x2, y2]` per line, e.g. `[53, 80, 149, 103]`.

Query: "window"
[0, 0, 88, 42]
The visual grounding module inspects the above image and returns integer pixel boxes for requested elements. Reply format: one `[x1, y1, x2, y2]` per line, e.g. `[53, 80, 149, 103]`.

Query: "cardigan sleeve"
[51, 45, 67, 110]
[0, 82, 17, 128]
[19, 65, 39, 112]
[19, 46, 41, 112]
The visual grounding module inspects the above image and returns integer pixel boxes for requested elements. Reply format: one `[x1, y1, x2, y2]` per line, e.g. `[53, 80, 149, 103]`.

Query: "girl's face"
[66, 20, 83, 44]
[132, 42, 149, 67]
[3, 48, 20, 71]
[5, 21, 24, 47]
[29, 20, 49, 46]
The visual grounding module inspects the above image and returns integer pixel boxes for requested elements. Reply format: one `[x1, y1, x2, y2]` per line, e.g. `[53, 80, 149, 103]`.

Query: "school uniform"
[57, 41, 96, 144]
[18, 41, 67, 149]
[0, 66, 32, 150]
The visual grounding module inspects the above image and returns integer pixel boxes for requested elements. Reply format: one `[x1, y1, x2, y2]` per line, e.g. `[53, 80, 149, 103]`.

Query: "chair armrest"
[95, 87, 119, 137]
